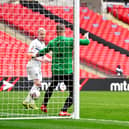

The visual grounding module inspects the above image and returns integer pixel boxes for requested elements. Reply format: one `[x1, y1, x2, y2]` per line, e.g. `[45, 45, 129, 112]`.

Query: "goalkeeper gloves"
[84, 32, 89, 40]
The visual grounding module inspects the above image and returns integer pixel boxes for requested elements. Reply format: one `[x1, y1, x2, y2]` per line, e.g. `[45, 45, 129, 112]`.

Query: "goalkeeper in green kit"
[30, 23, 90, 116]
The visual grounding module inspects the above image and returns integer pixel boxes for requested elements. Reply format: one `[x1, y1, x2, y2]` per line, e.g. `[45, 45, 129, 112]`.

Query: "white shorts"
[27, 67, 42, 81]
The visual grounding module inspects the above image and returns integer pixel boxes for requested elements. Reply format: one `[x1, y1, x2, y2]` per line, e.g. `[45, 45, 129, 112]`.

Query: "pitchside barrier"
[1, 77, 129, 92]
[80, 78, 129, 91]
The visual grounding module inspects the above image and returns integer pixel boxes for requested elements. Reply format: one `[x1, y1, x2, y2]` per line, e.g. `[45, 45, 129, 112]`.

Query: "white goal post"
[73, 0, 80, 119]
[0, 0, 80, 119]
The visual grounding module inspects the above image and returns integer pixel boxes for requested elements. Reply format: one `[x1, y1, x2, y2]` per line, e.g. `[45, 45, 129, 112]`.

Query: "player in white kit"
[23, 28, 51, 109]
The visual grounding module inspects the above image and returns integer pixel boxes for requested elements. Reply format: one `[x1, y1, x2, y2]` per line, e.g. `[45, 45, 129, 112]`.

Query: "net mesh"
[0, 0, 75, 119]
[1, 0, 129, 119]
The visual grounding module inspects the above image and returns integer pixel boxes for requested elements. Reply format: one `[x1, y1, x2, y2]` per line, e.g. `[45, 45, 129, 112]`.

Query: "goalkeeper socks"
[61, 96, 73, 112]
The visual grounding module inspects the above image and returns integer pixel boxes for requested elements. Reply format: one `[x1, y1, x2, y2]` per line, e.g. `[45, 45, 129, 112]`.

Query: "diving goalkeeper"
[30, 23, 90, 116]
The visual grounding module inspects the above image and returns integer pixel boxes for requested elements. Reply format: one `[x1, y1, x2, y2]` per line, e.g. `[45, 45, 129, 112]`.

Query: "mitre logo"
[110, 80, 129, 91]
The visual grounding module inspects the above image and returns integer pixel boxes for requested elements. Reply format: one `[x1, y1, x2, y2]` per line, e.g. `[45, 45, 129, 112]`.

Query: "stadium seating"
[1, 4, 129, 76]
[45, 5, 129, 51]
[1, 4, 129, 51]
[80, 69, 99, 78]
[107, 5, 129, 25]
[80, 38, 129, 76]
[0, 4, 57, 41]
[80, 7, 129, 51]
[0, 4, 73, 41]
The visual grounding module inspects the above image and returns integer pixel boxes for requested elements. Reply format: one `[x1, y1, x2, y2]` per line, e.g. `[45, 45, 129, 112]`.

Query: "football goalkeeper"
[30, 23, 90, 116]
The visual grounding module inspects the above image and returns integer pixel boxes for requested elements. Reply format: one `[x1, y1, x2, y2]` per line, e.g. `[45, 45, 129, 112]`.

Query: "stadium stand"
[0, 4, 73, 41]
[1, 4, 129, 76]
[1, 4, 129, 52]
[80, 69, 99, 78]
[107, 4, 129, 25]
[80, 38, 129, 76]
[45, 6, 129, 51]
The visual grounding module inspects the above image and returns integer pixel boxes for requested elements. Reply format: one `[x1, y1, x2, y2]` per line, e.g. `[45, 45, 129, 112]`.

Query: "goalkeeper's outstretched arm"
[30, 32, 90, 59]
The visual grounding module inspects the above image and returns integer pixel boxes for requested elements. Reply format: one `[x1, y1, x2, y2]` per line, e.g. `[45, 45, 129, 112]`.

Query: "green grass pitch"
[0, 91, 129, 129]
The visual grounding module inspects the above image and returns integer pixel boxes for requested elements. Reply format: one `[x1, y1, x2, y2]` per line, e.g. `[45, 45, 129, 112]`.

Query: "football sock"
[24, 85, 38, 103]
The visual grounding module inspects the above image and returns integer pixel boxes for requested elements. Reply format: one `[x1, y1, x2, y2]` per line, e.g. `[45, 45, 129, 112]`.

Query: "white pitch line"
[0, 112, 129, 125]
[0, 112, 41, 116]
[81, 118, 129, 125]
[81, 102, 129, 106]
[0, 112, 71, 119]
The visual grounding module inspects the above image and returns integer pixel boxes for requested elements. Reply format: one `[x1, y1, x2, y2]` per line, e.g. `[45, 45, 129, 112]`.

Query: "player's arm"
[34, 56, 51, 63]
[42, 55, 52, 63]
[34, 57, 44, 62]
[37, 42, 52, 57]
[32, 41, 52, 58]
[68, 32, 90, 46]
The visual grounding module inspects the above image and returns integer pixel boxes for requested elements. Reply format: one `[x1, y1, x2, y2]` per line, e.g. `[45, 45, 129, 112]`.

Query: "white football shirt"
[27, 38, 45, 68]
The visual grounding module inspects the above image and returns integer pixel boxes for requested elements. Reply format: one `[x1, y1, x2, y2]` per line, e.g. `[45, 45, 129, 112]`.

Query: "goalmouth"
[0, 0, 80, 119]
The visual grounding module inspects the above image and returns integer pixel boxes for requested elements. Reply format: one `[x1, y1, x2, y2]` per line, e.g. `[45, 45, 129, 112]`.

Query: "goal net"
[0, 0, 80, 119]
